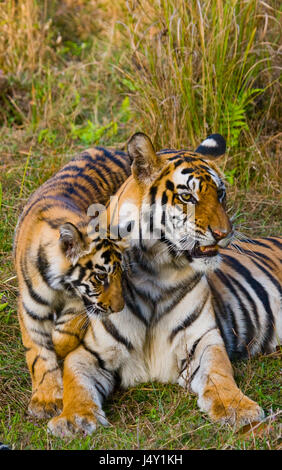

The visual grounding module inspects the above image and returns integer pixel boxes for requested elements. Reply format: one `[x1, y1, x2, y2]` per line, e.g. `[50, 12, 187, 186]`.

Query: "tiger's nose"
[210, 227, 230, 241]
[110, 296, 124, 313]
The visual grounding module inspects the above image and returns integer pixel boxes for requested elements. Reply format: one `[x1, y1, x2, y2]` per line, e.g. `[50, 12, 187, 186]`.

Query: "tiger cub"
[14, 147, 131, 418]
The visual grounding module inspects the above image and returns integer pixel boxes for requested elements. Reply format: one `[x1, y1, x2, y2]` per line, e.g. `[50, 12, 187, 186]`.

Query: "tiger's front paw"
[47, 408, 109, 437]
[29, 380, 63, 419]
[29, 367, 63, 419]
[28, 395, 63, 419]
[199, 389, 264, 427]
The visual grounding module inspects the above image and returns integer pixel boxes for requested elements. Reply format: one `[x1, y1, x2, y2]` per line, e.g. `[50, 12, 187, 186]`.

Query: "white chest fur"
[89, 274, 215, 388]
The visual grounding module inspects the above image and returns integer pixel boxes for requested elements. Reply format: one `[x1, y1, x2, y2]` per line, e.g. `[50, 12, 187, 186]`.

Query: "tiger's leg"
[18, 298, 63, 418]
[52, 305, 88, 359]
[47, 343, 115, 437]
[179, 328, 264, 426]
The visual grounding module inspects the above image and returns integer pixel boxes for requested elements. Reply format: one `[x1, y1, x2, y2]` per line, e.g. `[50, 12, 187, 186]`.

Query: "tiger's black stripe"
[31, 338, 54, 351]
[223, 254, 275, 352]
[122, 276, 148, 326]
[188, 327, 218, 361]
[19, 195, 82, 227]
[94, 380, 107, 401]
[129, 247, 157, 276]
[23, 302, 53, 322]
[31, 355, 40, 376]
[30, 328, 51, 338]
[169, 291, 210, 342]
[41, 181, 93, 207]
[156, 274, 203, 322]
[161, 272, 203, 298]
[20, 259, 50, 306]
[38, 366, 60, 386]
[37, 246, 53, 288]
[249, 239, 275, 250]
[263, 237, 282, 249]
[215, 270, 256, 354]
[250, 258, 282, 295]
[81, 342, 107, 370]
[96, 147, 129, 175]
[231, 245, 275, 270]
[42, 217, 68, 230]
[225, 274, 260, 329]
[188, 365, 200, 385]
[102, 318, 134, 351]
[208, 279, 237, 357]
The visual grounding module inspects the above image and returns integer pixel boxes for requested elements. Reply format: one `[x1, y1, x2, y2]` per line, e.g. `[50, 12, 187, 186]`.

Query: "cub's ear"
[59, 222, 86, 264]
[127, 132, 162, 183]
[195, 134, 226, 160]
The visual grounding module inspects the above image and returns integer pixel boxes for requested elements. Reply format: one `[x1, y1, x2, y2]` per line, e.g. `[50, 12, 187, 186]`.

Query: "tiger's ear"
[195, 134, 226, 160]
[127, 132, 162, 183]
[59, 222, 87, 264]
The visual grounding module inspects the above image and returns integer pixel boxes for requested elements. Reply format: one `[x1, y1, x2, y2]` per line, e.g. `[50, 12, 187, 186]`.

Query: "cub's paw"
[28, 395, 63, 419]
[28, 397, 63, 419]
[200, 390, 264, 427]
[29, 369, 63, 419]
[47, 409, 108, 437]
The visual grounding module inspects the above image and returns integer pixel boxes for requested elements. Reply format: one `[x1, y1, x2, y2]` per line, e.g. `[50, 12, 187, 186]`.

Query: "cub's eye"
[178, 193, 197, 204]
[94, 273, 108, 283]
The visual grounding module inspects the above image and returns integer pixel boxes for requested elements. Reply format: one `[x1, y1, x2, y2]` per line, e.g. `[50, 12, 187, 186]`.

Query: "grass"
[0, 0, 281, 450]
[0, 302, 281, 450]
[0, 295, 281, 451]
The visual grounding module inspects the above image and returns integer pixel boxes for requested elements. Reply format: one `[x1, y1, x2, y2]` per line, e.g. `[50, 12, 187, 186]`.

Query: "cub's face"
[66, 240, 124, 315]
[59, 224, 124, 315]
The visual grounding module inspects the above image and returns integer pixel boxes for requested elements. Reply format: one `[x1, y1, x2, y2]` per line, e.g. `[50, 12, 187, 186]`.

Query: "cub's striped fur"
[14, 147, 131, 418]
[48, 133, 281, 437]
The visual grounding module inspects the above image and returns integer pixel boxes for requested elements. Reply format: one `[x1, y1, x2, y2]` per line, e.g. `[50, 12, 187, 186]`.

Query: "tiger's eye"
[180, 193, 191, 201]
[95, 273, 108, 282]
[178, 193, 197, 204]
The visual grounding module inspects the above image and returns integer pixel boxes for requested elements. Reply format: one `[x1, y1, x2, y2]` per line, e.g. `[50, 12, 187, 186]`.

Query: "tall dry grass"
[0, 0, 281, 451]
[0, 0, 53, 76]
[0, 0, 125, 76]
[0, 0, 128, 137]
[118, 0, 281, 150]
[0, 0, 280, 210]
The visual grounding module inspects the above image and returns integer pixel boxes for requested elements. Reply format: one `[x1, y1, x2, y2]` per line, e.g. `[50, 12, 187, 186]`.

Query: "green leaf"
[121, 78, 137, 92]
[0, 293, 8, 311]
[70, 120, 118, 145]
[225, 168, 237, 186]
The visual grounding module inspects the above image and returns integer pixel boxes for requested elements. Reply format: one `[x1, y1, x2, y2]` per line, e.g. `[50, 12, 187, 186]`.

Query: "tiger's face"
[148, 153, 232, 270]
[59, 223, 124, 315]
[119, 133, 233, 272]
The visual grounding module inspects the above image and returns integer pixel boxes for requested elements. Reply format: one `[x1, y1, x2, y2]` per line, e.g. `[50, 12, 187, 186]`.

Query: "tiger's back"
[14, 147, 131, 259]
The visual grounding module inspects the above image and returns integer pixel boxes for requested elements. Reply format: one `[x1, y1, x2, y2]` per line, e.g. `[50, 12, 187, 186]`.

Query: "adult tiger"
[14, 147, 131, 418]
[48, 133, 281, 436]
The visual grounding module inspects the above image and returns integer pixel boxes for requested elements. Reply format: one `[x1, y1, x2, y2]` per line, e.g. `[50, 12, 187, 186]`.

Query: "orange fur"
[199, 345, 263, 425]
[48, 347, 101, 437]
[48, 134, 280, 435]
[14, 147, 131, 418]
